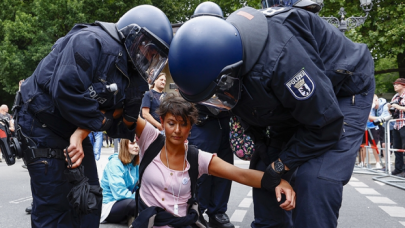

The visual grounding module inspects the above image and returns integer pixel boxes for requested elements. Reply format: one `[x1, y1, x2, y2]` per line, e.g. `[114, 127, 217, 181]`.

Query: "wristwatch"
[273, 159, 286, 174]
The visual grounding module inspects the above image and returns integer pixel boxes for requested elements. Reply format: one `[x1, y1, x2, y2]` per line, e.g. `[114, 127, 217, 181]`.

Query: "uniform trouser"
[188, 117, 234, 216]
[89, 131, 103, 161]
[251, 87, 374, 228]
[18, 108, 101, 228]
[392, 128, 405, 173]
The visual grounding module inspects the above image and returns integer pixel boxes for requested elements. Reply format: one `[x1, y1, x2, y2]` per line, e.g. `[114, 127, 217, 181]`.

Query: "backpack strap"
[134, 135, 200, 221]
[186, 145, 199, 199]
[135, 134, 165, 217]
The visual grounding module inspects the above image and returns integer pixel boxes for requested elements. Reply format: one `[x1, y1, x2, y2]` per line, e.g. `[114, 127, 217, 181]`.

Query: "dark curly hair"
[156, 92, 198, 126]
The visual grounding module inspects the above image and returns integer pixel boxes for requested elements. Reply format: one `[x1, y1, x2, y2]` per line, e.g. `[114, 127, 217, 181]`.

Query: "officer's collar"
[94, 21, 122, 43]
[226, 7, 268, 76]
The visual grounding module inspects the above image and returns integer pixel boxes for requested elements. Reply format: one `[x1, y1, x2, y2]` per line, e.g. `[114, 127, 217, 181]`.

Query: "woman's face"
[128, 140, 140, 156]
[161, 113, 192, 146]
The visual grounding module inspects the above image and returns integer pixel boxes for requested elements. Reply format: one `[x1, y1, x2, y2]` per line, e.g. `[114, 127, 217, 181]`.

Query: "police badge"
[285, 69, 315, 100]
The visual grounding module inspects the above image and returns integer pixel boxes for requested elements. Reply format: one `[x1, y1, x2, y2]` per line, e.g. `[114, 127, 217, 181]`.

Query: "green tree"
[0, 0, 150, 106]
[320, 0, 405, 80]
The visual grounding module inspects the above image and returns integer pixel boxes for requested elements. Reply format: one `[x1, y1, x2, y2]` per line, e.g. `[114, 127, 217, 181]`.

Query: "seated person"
[100, 138, 140, 226]
[132, 93, 295, 228]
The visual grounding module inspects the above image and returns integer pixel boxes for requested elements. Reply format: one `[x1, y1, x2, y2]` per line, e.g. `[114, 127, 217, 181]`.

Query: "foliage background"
[0, 0, 401, 107]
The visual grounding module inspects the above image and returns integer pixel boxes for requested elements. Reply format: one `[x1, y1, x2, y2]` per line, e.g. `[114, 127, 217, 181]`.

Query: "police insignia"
[285, 69, 315, 100]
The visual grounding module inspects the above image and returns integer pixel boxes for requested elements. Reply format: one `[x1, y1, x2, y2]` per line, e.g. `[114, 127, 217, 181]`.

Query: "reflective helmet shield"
[124, 26, 169, 83]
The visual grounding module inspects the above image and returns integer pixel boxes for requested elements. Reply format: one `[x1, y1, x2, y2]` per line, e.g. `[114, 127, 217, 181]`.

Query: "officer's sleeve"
[50, 31, 105, 131]
[105, 160, 135, 200]
[273, 36, 344, 170]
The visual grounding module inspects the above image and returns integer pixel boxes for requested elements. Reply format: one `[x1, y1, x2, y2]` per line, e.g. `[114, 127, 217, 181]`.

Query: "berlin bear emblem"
[285, 69, 315, 100]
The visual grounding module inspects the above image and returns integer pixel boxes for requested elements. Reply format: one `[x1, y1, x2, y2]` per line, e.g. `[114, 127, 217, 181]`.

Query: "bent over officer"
[187, 2, 235, 228]
[168, 3, 374, 228]
[15, 5, 172, 227]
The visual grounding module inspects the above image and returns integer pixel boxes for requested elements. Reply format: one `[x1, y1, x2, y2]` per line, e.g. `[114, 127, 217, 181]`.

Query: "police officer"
[15, 5, 172, 227]
[186, 3, 235, 228]
[168, 2, 374, 228]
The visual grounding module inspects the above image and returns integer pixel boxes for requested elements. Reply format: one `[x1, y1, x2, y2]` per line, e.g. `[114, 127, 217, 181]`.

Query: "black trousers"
[106, 198, 136, 223]
[392, 127, 405, 172]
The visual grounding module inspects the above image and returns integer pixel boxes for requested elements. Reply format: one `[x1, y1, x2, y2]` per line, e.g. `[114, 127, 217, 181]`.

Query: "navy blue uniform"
[231, 8, 374, 228]
[188, 105, 233, 219]
[17, 22, 147, 227]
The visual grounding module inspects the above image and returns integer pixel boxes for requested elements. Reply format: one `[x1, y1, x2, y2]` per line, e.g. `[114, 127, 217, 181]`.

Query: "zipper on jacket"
[115, 64, 130, 89]
[115, 51, 130, 89]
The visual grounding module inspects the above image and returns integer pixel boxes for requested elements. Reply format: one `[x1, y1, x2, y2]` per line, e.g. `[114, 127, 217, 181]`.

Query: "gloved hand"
[123, 75, 148, 123]
[261, 164, 282, 192]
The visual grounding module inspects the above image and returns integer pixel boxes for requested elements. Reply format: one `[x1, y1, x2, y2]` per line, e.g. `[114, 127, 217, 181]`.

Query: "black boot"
[25, 201, 33, 214]
[208, 213, 235, 228]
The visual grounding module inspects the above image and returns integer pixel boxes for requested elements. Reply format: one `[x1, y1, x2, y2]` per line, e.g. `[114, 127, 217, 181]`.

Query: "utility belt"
[24, 147, 65, 164]
[0, 91, 66, 165]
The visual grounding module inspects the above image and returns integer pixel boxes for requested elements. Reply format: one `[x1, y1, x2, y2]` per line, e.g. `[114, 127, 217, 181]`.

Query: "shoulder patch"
[260, 7, 291, 17]
[285, 69, 315, 100]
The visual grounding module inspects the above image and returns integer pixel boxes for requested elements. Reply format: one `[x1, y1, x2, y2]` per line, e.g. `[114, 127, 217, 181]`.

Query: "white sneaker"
[375, 163, 382, 169]
[358, 162, 364, 168]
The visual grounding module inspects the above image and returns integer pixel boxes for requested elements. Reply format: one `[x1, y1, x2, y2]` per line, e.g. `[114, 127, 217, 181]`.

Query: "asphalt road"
[1, 148, 405, 228]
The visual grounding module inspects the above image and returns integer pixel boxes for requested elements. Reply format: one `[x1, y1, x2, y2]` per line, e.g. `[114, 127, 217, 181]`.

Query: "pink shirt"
[137, 122, 214, 226]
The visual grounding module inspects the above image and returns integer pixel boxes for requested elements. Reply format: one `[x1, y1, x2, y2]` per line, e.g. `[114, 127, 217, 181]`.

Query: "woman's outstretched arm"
[208, 156, 296, 211]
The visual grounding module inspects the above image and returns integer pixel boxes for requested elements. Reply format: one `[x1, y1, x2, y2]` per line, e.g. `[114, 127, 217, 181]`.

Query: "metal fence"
[354, 118, 405, 190]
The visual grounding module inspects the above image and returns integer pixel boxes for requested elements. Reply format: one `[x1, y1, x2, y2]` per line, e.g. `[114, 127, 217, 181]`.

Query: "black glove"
[100, 110, 114, 131]
[123, 75, 148, 123]
[123, 87, 142, 123]
[261, 164, 282, 192]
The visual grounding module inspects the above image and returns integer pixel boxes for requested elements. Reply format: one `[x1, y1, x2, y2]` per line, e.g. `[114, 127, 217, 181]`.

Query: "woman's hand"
[65, 128, 90, 168]
[275, 179, 296, 211]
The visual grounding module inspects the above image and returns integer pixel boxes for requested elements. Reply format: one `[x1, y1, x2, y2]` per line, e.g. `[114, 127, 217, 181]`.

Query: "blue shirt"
[101, 154, 139, 204]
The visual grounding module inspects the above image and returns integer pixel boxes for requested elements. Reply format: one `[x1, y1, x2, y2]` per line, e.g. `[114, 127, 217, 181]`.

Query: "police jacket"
[232, 8, 374, 169]
[19, 22, 147, 141]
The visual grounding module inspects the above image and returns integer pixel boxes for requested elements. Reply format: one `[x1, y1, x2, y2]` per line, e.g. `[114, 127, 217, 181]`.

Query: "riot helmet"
[169, 16, 242, 111]
[191, 1, 224, 18]
[116, 5, 173, 83]
[261, 0, 323, 13]
[169, 7, 268, 111]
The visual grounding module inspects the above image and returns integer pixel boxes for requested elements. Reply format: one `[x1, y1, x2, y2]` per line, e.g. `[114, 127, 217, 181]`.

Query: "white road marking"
[350, 177, 359, 181]
[238, 198, 253, 208]
[366, 196, 396, 204]
[247, 190, 252, 197]
[399, 221, 405, 226]
[355, 188, 380, 195]
[374, 181, 386, 186]
[348, 182, 368, 187]
[230, 210, 247, 222]
[9, 196, 32, 204]
[379, 206, 405, 217]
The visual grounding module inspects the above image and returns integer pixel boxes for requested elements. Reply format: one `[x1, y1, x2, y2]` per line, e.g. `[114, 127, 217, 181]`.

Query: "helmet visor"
[199, 75, 241, 111]
[124, 27, 169, 83]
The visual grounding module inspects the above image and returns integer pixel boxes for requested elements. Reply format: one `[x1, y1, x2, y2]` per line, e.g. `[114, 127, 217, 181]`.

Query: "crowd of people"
[356, 79, 405, 177]
[5, 0, 405, 228]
